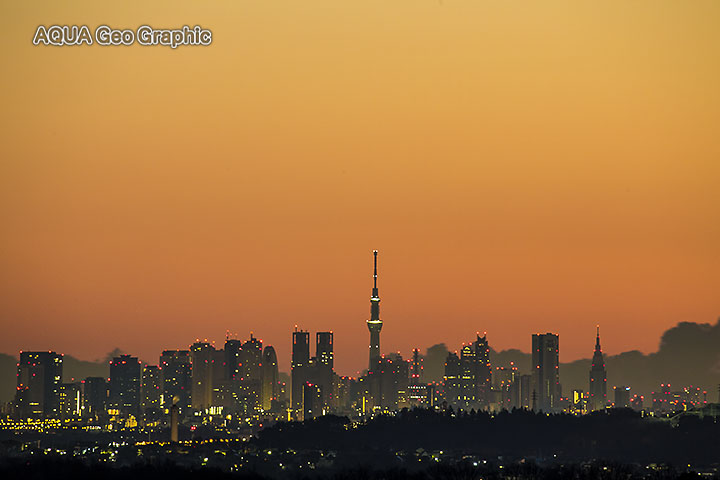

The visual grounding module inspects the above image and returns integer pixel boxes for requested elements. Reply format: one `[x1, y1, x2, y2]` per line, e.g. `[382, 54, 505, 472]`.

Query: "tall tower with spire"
[367, 250, 383, 370]
[588, 326, 608, 412]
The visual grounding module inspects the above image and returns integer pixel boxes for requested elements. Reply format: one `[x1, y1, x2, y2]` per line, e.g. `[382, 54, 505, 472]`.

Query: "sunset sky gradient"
[1, 1, 719, 376]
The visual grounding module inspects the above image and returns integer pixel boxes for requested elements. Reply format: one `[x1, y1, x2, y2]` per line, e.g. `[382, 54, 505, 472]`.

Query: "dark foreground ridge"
[0, 458, 713, 480]
[2, 409, 719, 478]
[256, 408, 719, 467]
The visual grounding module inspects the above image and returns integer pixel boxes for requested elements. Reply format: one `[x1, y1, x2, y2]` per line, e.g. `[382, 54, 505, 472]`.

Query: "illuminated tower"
[588, 326, 608, 411]
[367, 250, 383, 370]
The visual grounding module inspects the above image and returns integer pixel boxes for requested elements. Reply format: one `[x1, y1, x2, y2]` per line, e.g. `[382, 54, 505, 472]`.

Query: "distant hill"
[423, 317, 720, 400]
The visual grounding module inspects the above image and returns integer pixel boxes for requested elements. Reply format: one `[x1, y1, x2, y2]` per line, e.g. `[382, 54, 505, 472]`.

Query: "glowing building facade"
[109, 354, 141, 416]
[160, 350, 192, 412]
[15, 351, 63, 419]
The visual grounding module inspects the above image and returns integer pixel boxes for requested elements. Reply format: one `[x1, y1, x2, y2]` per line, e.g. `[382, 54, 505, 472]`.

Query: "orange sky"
[1, 1, 719, 376]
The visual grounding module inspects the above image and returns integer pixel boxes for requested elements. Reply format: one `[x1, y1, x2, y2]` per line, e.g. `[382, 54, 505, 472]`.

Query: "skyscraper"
[532, 333, 561, 412]
[291, 328, 310, 416]
[15, 351, 63, 419]
[82, 377, 107, 417]
[316, 332, 334, 370]
[443, 352, 462, 407]
[315, 331, 334, 407]
[370, 353, 408, 411]
[160, 350, 192, 411]
[303, 382, 323, 420]
[410, 348, 422, 384]
[472, 334, 492, 408]
[614, 386, 631, 409]
[589, 327, 608, 412]
[408, 348, 428, 407]
[109, 354, 141, 416]
[239, 335, 263, 383]
[190, 341, 216, 411]
[239, 335, 263, 414]
[59, 382, 82, 419]
[262, 346, 279, 411]
[224, 339, 243, 381]
[140, 365, 162, 416]
[460, 345, 477, 406]
[367, 250, 383, 370]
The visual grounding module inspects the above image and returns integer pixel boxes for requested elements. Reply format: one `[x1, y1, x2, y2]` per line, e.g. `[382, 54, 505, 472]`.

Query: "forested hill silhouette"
[255, 408, 720, 467]
[421, 317, 720, 398]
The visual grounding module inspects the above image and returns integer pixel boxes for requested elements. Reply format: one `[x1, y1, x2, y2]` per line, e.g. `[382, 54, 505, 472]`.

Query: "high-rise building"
[407, 348, 428, 408]
[160, 350, 192, 411]
[239, 335, 263, 382]
[367, 353, 408, 411]
[224, 339, 243, 381]
[614, 386, 631, 409]
[210, 349, 228, 410]
[367, 250, 383, 370]
[59, 382, 82, 419]
[460, 345, 477, 406]
[588, 327, 608, 412]
[15, 351, 63, 419]
[140, 365, 162, 413]
[315, 332, 334, 407]
[291, 328, 310, 416]
[441, 335, 492, 410]
[262, 346, 279, 411]
[190, 342, 216, 411]
[238, 335, 263, 414]
[532, 333, 561, 412]
[109, 354, 141, 416]
[336, 375, 355, 413]
[410, 348, 423, 384]
[82, 377, 107, 417]
[316, 332, 334, 370]
[472, 334, 492, 407]
[494, 364, 518, 411]
[303, 382, 323, 420]
[443, 352, 462, 407]
[515, 374, 532, 410]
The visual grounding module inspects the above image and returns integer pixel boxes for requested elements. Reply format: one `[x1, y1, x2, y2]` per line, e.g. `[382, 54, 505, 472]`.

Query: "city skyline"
[4, 312, 720, 380]
[11, 321, 716, 422]
[4, 262, 720, 376]
[2, 248, 717, 378]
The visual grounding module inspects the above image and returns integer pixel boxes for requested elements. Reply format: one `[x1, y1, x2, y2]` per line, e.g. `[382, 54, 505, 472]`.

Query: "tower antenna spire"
[373, 250, 378, 293]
